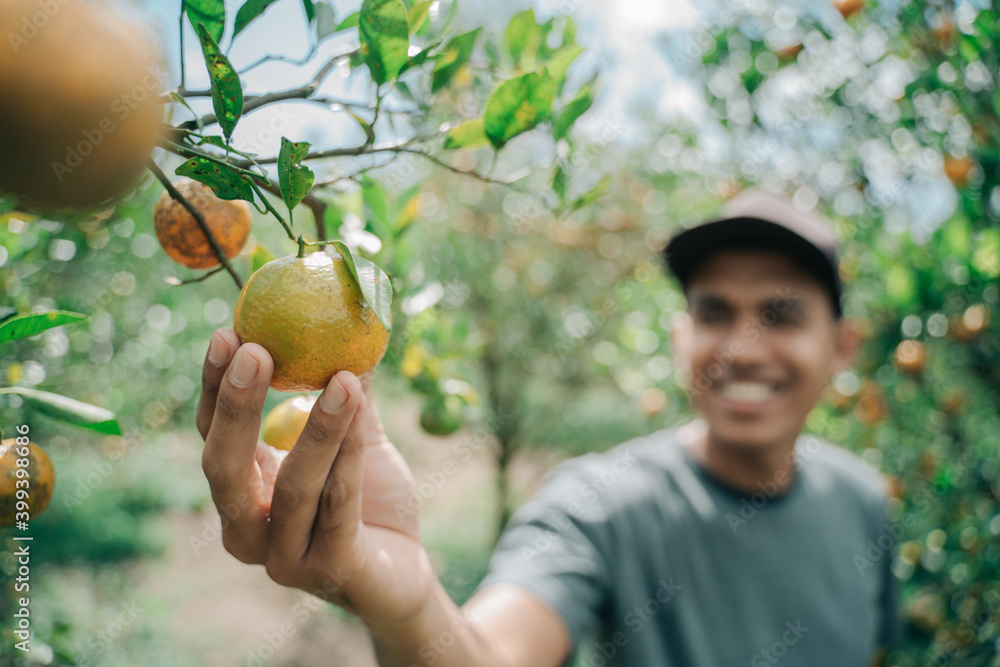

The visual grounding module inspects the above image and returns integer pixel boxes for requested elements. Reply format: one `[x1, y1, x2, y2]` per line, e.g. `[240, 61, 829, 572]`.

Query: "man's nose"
[721, 315, 769, 367]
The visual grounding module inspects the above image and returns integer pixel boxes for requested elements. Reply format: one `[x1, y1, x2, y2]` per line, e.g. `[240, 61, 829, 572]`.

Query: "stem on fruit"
[147, 160, 244, 290]
[296, 236, 306, 258]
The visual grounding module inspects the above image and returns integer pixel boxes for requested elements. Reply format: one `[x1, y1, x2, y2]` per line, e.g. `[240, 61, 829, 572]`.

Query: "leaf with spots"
[195, 23, 243, 141]
[184, 0, 225, 44]
[330, 241, 393, 333]
[176, 157, 255, 202]
[359, 0, 409, 85]
[277, 138, 315, 225]
[484, 70, 556, 149]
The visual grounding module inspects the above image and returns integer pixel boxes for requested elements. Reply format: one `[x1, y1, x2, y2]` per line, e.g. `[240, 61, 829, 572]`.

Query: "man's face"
[672, 249, 854, 451]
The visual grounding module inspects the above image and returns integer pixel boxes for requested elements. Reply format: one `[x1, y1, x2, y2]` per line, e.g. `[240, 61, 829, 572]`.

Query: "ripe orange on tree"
[943, 155, 974, 187]
[154, 179, 252, 269]
[833, 0, 864, 18]
[0, 0, 161, 209]
[0, 438, 55, 526]
[894, 340, 926, 376]
[261, 395, 317, 451]
[234, 251, 391, 392]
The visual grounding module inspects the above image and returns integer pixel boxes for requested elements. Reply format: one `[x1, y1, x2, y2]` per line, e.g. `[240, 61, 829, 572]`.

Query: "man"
[197, 189, 900, 666]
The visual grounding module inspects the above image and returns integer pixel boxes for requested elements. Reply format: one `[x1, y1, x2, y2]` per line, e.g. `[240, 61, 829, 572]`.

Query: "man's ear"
[830, 317, 862, 376]
[671, 311, 693, 386]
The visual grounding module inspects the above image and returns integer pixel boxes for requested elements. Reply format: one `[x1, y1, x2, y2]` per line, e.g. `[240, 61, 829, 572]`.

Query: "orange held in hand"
[261, 395, 317, 450]
[0, 439, 55, 526]
[154, 179, 252, 269]
[0, 0, 161, 209]
[234, 251, 391, 392]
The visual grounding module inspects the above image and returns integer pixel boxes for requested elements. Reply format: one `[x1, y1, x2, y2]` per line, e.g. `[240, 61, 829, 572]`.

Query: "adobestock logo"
[50, 64, 162, 183]
[7, 0, 73, 54]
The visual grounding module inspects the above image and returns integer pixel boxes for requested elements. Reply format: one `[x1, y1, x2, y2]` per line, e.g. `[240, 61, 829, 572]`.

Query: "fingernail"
[319, 376, 348, 413]
[207, 332, 229, 367]
[230, 348, 259, 387]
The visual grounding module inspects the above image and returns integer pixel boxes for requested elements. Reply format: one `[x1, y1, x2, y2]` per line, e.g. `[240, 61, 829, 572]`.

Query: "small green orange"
[234, 251, 391, 392]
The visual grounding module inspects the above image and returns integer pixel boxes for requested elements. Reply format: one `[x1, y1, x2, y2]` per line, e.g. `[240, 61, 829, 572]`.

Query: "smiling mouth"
[717, 380, 781, 404]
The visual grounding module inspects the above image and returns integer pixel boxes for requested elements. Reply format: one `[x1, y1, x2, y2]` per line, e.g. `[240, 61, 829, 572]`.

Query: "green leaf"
[484, 70, 557, 149]
[407, 0, 432, 34]
[336, 11, 360, 31]
[0, 387, 121, 436]
[553, 164, 567, 204]
[359, 0, 410, 86]
[176, 157, 256, 201]
[277, 138, 315, 224]
[252, 245, 275, 273]
[568, 174, 611, 212]
[443, 119, 489, 150]
[315, 1, 338, 40]
[505, 8, 541, 69]
[233, 0, 280, 39]
[553, 77, 595, 140]
[362, 177, 392, 241]
[0, 311, 88, 345]
[432, 28, 480, 93]
[301, 0, 316, 23]
[330, 241, 393, 332]
[562, 16, 577, 46]
[545, 44, 583, 91]
[169, 92, 204, 131]
[399, 40, 440, 76]
[185, 0, 225, 44]
[972, 229, 1000, 279]
[196, 24, 244, 141]
[887, 265, 916, 307]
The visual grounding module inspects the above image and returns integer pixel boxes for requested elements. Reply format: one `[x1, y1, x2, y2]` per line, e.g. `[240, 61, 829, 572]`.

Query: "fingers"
[313, 386, 370, 546]
[267, 371, 363, 570]
[201, 343, 274, 562]
[196, 328, 240, 440]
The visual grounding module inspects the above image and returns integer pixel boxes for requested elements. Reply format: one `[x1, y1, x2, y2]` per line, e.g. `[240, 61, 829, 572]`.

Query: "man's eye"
[772, 311, 804, 326]
[697, 310, 729, 324]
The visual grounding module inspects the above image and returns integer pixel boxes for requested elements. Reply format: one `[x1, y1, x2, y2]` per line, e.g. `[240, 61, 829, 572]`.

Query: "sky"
[125, 0, 708, 159]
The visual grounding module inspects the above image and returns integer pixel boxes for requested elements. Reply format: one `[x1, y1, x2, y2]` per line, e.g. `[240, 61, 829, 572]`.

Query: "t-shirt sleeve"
[878, 540, 903, 647]
[474, 455, 613, 658]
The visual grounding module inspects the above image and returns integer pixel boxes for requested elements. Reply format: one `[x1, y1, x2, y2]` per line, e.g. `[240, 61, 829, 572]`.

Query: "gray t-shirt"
[477, 428, 901, 666]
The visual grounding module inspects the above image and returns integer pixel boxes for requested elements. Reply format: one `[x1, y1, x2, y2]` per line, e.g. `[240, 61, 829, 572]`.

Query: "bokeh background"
[2, 0, 999, 665]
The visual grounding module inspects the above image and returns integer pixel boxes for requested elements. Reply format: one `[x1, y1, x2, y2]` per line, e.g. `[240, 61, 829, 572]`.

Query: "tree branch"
[180, 44, 359, 131]
[147, 160, 244, 290]
[256, 181, 329, 243]
[165, 266, 225, 285]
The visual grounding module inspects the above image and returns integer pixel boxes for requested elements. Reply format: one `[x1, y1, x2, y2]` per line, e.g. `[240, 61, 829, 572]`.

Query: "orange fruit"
[833, 0, 864, 18]
[261, 395, 316, 451]
[855, 380, 887, 425]
[419, 397, 463, 436]
[943, 156, 974, 187]
[234, 251, 392, 392]
[154, 179, 252, 269]
[0, 0, 161, 209]
[0, 438, 55, 526]
[894, 340, 926, 375]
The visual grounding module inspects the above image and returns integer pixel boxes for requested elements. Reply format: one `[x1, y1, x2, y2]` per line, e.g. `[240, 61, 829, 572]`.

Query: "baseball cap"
[663, 189, 843, 318]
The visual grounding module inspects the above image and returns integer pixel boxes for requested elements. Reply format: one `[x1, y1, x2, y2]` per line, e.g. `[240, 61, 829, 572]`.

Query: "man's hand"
[197, 327, 434, 625]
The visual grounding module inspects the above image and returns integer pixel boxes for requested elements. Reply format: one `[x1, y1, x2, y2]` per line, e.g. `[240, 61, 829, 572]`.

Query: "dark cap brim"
[664, 216, 843, 317]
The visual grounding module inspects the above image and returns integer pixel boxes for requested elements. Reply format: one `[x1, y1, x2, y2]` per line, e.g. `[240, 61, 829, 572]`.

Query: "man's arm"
[197, 329, 571, 667]
[368, 582, 570, 667]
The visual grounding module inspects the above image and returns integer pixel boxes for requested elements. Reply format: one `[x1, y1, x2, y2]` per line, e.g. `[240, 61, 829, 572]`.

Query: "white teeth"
[720, 381, 777, 403]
